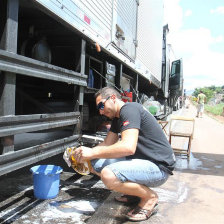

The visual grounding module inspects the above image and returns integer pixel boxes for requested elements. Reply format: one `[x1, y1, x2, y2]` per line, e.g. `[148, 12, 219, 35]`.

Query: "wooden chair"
[158, 120, 169, 135]
[169, 116, 195, 159]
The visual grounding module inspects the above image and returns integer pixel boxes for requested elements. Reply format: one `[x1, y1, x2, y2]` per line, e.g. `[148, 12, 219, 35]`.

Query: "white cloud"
[174, 28, 224, 90]
[164, 0, 183, 31]
[184, 51, 224, 89]
[168, 28, 213, 56]
[164, 0, 224, 90]
[185, 10, 192, 17]
[214, 35, 224, 43]
[210, 6, 224, 14]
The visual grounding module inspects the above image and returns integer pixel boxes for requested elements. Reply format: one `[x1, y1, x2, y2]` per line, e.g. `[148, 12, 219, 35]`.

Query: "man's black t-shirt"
[110, 102, 176, 174]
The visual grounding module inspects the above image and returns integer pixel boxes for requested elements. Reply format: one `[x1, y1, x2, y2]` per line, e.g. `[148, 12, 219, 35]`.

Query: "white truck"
[0, 0, 183, 175]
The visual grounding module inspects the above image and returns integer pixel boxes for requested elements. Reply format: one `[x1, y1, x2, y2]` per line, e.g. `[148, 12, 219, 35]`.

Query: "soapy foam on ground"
[154, 182, 188, 204]
[41, 200, 98, 223]
[41, 204, 82, 223]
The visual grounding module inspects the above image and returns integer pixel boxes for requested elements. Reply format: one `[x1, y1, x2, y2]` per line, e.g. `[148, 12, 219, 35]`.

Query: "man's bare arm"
[98, 131, 119, 147]
[91, 128, 139, 159]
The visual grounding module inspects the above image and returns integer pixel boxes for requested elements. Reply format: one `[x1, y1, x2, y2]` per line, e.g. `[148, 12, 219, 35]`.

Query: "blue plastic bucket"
[30, 165, 63, 199]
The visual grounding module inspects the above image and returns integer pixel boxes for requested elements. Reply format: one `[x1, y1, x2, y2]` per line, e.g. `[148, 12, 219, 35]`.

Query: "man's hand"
[72, 146, 93, 163]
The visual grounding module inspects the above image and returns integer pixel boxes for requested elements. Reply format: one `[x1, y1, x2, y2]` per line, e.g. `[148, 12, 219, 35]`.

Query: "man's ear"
[111, 94, 116, 101]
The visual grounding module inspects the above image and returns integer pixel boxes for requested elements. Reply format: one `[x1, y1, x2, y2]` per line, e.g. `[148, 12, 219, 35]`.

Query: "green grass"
[205, 103, 224, 115]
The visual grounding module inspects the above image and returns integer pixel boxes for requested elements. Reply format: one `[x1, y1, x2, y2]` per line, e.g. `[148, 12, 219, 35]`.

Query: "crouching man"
[72, 87, 175, 221]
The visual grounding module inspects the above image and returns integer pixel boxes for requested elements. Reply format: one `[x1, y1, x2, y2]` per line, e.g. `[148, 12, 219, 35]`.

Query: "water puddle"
[175, 153, 210, 171]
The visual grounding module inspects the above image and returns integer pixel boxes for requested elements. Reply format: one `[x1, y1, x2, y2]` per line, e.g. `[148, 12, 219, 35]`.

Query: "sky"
[164, 0, 224, 91]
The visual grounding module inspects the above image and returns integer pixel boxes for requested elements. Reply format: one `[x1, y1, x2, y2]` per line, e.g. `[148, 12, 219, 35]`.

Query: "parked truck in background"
[0, 0, 183, 176]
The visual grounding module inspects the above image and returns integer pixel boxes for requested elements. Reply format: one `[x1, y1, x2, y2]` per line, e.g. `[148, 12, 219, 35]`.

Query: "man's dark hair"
[200, 90, 203, 93]
[95, 87, 121, 99]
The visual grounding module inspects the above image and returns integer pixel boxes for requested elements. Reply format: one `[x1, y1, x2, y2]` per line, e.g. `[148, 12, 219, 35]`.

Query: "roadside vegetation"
[192, 85, 224, 116]
[205, 103, 224, 115]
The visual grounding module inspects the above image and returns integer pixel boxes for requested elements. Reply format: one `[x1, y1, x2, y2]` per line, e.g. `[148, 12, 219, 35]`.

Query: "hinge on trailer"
[133, 39, 138, 47]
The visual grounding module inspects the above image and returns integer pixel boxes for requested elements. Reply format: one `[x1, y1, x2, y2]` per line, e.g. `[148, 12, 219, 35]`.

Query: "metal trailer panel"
[34, 0, 112, 47]
[136, 0, 164, 85]
[33, 1, 140, 75]
[74, 0, 112, 31]
[164, 45, 170, 98]
[162, 26, 170, 98]
[164, 44, 176, 96]
[35, 0, 137, 60]
[34, 0, 162, 86]
[112, 0, 138, 60]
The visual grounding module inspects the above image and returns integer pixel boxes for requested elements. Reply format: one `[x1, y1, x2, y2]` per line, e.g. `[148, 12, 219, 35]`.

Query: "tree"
[192, 88, 200, 97]
[208, 85, 216, 91]
[215, 87, 222, 94]
[201, 88, 213, 102]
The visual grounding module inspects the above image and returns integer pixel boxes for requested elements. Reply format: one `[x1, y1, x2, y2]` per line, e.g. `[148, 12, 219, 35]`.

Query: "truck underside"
[0, 0, 182, 175]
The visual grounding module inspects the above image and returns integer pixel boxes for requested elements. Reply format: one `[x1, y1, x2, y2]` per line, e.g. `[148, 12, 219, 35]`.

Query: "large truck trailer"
[0, 0, 183, 176]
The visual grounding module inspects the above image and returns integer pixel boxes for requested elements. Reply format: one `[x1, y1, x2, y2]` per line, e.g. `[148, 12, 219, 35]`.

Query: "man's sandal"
[114, 194, 140, 204]
[125, 203, 159, 221]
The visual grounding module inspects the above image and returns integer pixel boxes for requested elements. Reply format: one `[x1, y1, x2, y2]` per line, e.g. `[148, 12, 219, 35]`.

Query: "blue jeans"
[91, 158, 169, 188]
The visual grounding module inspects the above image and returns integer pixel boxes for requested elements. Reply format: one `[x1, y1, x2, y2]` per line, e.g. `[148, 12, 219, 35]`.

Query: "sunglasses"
[97, 96, 111, 110]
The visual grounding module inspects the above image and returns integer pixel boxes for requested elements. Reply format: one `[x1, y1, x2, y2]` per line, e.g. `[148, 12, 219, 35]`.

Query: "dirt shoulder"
[205, 111, 224, 124]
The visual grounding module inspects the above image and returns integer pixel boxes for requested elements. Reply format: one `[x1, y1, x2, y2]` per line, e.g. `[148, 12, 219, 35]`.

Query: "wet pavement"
[1, 104, 224, 224]
[0, 168, 112, 224]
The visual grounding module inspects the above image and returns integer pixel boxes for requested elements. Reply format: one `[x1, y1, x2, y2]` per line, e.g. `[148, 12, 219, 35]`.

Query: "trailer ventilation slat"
[0, 50, 87, 85]
[0, 135, 80, 176]
[0, 112, 80, 137]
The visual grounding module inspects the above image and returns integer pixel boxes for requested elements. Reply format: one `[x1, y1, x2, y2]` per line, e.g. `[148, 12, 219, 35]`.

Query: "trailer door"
[169, 59, 183, 93]
[112, 0, 138, 60]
